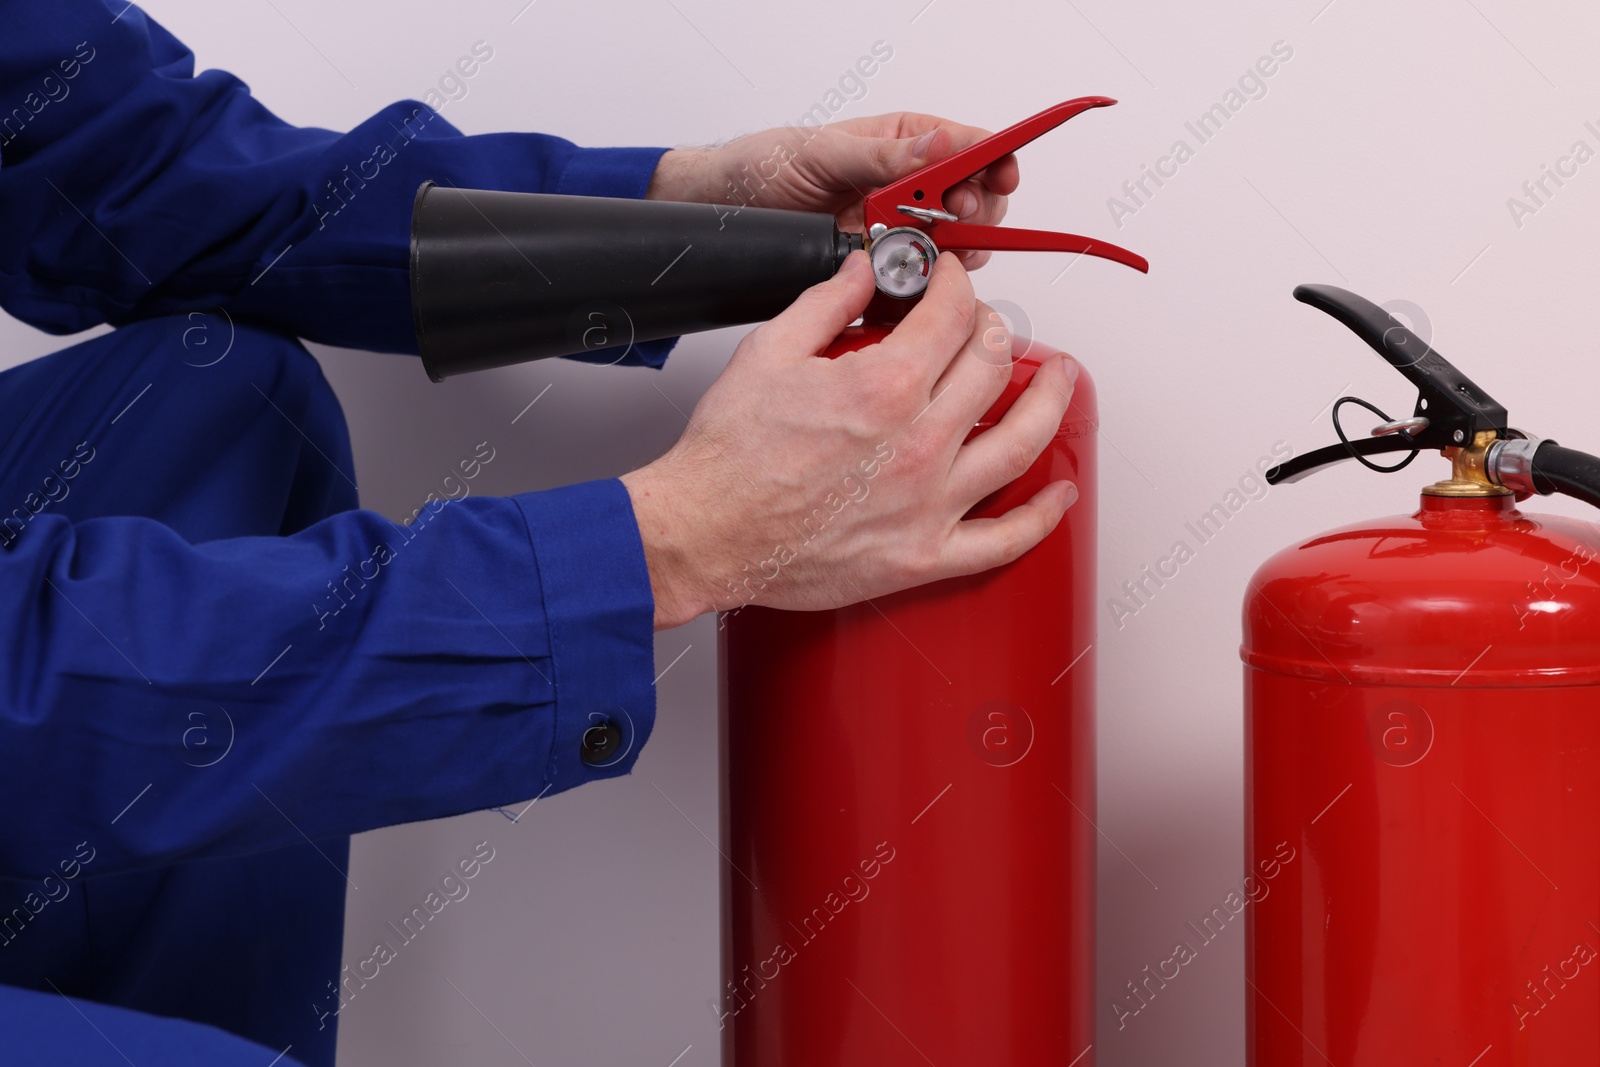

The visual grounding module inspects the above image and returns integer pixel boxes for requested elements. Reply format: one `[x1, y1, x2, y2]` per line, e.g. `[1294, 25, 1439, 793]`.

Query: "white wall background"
[8, 1, 1600, 1063]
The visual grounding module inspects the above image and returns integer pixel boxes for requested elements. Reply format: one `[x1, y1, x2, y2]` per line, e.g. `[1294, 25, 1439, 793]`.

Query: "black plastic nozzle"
[409, 183, 856, 380]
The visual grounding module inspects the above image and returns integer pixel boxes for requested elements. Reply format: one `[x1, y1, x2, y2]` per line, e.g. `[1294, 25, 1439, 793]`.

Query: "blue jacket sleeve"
[0, 0, 675, 366]
[0, 480, 658, 880]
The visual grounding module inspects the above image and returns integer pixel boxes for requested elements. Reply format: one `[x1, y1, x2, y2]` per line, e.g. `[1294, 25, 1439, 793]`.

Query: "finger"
[945, 179, 983, 220]
[936, 479, 1078, 578]
[813, 124, 944, 191]
[877, 254, 976, 392]
[928, 300, 1015, 432]
[901, 122, 1016, 193]
[966, 188, 1010, 229]
[820, 115, 1007, 189]
[829, 111, 989, 147]
[947, 354, 1076, 505]
[752, 251, 875, 361]
[946, 179, 1009, 223]
[825, 111, 940, 139]
[946, 177, 1006, 270]
[900, 117, 998, 156]
[823, 115, 1020, 195]
[974, 152, 1020, 196]
[950, 189, 1009, 230]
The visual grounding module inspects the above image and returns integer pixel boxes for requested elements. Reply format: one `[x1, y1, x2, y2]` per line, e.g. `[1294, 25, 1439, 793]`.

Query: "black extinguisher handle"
[1277, 285, 1600, 514]
[1292, 284, 1509, 450]
[1266, 284, 1518, 487]
[1265, 436, 1419, 484]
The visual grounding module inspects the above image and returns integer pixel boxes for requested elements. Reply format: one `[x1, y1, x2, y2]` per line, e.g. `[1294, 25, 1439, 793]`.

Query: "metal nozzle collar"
[1486, 433, 1544, 496]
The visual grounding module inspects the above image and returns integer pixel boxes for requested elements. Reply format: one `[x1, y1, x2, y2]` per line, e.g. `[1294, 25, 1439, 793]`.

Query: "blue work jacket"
[0, 2, 675, 1063]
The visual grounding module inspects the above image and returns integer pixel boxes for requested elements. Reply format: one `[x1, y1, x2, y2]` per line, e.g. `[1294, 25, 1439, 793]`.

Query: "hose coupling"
[1486, 433, 1546, 497]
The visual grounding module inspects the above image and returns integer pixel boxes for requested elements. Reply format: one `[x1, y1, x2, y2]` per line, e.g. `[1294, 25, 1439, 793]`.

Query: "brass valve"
[1424, 430, 1513, 497]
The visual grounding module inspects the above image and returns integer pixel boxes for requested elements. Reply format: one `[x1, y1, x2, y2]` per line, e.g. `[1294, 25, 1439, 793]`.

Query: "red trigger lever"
[860, 96, 1150, 275]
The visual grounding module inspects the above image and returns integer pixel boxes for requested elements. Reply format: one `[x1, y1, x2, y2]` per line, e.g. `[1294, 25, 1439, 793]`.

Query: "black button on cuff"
[579, 720, 624, 767]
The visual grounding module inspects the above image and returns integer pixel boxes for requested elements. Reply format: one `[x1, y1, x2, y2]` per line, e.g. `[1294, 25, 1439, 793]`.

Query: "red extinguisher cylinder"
[1245, 493, 1600, 1064]
[719, 329, 1098, 1065]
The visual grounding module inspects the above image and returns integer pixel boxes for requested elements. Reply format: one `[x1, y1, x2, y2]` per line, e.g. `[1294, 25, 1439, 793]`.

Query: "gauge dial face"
[870, 227, 937, 299]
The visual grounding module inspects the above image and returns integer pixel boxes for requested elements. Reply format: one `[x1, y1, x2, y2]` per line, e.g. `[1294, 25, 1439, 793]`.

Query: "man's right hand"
[619, 250, 1080, 630]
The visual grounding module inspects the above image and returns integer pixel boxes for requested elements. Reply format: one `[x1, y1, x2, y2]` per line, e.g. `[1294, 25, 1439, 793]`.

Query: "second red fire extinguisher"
[1246, 284, 1600, 1064]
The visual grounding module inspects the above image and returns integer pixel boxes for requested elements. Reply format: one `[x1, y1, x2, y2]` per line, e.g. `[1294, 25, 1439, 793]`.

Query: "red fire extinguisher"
[718, 100, 1146, 1066]
[1247, 284, 1600, 1064]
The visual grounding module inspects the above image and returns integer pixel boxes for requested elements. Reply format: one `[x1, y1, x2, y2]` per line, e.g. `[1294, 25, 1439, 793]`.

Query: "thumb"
[828, 126, 947, 188]
[758, 251, 876, 358]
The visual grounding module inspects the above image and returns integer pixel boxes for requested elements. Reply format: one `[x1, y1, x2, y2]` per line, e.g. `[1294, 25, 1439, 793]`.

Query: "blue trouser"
[0, 316, 350, 1066]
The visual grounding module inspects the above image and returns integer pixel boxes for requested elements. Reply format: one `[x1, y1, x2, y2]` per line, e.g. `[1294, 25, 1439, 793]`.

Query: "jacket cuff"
[555, 145, 671, 200]
[513, 478, 657, 791]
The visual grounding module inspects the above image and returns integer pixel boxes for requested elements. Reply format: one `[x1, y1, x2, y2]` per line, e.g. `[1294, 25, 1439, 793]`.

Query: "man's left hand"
[646, 113, 1019, 269]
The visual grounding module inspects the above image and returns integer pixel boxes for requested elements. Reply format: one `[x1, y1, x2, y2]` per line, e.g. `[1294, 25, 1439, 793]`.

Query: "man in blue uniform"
[0, 2, 1076, 1063]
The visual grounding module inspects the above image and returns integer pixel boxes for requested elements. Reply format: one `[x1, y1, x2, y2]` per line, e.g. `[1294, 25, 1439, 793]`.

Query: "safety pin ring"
[1371, 416, 1430, 437]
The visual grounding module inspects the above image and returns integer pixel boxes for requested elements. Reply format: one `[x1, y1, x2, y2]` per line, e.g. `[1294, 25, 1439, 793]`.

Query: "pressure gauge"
[869, 226, 937, 299]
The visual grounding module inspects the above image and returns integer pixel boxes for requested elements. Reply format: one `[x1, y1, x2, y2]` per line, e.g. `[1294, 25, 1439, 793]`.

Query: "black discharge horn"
[408, 184, 858, 381]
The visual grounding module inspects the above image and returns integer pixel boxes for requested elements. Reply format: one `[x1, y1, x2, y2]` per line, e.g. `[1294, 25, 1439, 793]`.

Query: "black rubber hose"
[1531, 442, 1600, 511]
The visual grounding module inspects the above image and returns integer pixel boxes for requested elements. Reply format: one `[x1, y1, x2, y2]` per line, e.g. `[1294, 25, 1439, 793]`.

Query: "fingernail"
[1058, 481, 1079, 509]
[912, 130, 938, 159]
[1061, 356, 1080, 386]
